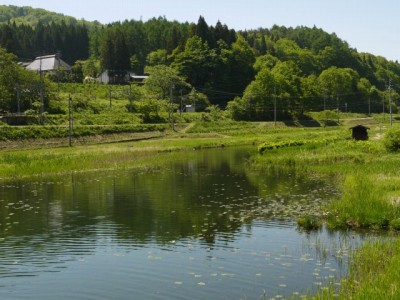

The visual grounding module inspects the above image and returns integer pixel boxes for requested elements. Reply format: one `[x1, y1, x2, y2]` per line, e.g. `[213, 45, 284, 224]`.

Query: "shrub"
[390, 218, 400, 231]
[383, 127, 400, 152]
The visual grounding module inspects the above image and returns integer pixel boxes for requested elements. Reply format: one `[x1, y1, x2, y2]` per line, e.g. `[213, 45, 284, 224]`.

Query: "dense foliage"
[383, 127, 400, 152]
[0, 5, 399, 120]
[0, 47, 51, 114]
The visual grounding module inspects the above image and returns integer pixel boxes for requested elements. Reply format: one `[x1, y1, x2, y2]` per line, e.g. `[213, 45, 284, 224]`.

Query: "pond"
[0, 146, 378, 299]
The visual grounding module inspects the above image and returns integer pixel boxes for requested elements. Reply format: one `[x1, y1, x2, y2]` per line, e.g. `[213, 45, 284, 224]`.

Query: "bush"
[390, 218, 400, 231]
[383, 127, 400, 152]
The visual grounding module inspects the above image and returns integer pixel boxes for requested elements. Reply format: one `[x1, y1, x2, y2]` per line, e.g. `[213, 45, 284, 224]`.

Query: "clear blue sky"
[4, 0, 400, 61]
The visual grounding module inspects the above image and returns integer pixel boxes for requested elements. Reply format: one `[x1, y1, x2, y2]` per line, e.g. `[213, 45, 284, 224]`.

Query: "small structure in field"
[350, 124, 369, 140]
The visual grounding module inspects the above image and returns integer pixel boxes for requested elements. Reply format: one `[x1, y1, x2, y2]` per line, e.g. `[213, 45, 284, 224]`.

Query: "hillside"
[0, 5, 399, 119]
[0, 5, 99, 27]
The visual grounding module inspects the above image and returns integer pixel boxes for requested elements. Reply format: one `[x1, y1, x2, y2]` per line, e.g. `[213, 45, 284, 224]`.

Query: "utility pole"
[170, 84, 175, 131]
[273, 86, 277, 128]
[383, 92, 386, 121]
[336, 93, 340, 124]
[68, 94, 73, 147]
[389, 80, 393, 127]
[180, 89, 183, 117]
[109, 85, 112, 109]
[39, 56, 44, 124]
[192, 90, 197, 112]
[16, 82, 21, 114]
[129, 83, 133, 112]
[368, 94, 371, 115]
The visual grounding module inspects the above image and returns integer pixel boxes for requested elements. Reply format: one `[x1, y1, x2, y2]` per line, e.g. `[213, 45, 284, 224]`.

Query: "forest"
[0, 4, 399, 121]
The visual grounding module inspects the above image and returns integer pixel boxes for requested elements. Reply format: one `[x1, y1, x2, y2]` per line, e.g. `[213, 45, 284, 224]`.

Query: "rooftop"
[26, 54, 71, 72]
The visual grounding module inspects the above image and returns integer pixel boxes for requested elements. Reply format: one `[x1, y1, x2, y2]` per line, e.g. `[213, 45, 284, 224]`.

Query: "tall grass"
[304, 239, 400, 299]
[326, 175, 400, 229]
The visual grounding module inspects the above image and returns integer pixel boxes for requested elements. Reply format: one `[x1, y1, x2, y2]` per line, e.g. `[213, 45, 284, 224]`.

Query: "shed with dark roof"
[350, 124, 369, 140]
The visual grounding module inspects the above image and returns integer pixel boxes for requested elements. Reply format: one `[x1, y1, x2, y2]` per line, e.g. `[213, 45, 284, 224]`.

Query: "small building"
[131, 75, 149, 84]
[97, 70, 131, 84]
[185, 105, 195, 113]
[25, 54, 71, 74]
[350, 124, 369, 140]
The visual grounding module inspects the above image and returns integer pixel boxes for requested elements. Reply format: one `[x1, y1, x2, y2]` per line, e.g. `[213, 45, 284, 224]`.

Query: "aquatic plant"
[296, 215, 322, 230]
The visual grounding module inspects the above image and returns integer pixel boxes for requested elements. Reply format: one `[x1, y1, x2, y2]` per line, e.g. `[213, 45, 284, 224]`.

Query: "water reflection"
[0, 147, 377, 299]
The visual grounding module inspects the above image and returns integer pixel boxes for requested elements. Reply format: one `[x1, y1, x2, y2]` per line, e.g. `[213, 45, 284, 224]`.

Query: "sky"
[3, 0, 400, 61]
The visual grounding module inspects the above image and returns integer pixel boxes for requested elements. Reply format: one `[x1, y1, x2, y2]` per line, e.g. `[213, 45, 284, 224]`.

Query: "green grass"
[303, 239, 400, 300]
[326, 174, 399, 229]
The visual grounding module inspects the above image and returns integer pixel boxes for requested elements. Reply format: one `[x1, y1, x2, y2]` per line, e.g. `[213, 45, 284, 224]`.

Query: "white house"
[97, 70, 131, 84]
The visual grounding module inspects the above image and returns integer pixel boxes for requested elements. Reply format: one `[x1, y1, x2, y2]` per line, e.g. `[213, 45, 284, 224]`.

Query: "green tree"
[113, 27, 130, 73]
[254, 54, 279, 72]
[185, 89, 210, 112]
[271, 61, 302, 116]
[100, 28, 114, 71]
[228, 67, 276, 120]
[228, 35, 256, 94]
[300, 74, 321, 111]
[144, 65, 189, 100]
[0, 47, 47, 113]
[196, 16, 212, 46]
[274, 38, 317, 75]
[82, 57, 101, 78]
[146, 49, 167, 66]
[169, 35, 216, 91]
[318, 66, 359, 111]
[357, 77, 373, 114]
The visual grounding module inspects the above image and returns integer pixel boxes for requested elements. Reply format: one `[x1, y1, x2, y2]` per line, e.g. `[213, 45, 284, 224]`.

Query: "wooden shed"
[350, 125, 369, 140]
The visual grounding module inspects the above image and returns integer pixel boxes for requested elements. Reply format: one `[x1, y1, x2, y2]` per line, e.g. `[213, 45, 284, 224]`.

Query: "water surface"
[0, 147, 373, 299]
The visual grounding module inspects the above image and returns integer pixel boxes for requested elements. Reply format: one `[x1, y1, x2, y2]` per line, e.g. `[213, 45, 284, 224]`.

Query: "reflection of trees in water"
[110, 152, 256, 246]
[0, 147, 340, 253]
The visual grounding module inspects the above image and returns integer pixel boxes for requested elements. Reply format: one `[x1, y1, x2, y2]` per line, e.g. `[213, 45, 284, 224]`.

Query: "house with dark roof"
[26, 54, 71, 74]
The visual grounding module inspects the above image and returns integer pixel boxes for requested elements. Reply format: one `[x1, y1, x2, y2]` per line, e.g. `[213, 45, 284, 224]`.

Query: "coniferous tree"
[113, 28, 130, 72]
[100, 29, 114, 71]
